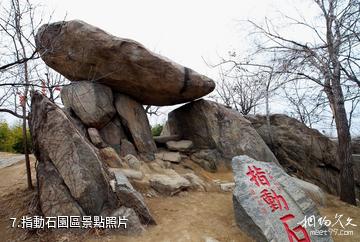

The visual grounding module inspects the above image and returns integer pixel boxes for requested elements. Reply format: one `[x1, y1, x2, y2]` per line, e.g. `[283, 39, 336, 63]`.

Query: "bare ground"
[0, 153, 359, 242]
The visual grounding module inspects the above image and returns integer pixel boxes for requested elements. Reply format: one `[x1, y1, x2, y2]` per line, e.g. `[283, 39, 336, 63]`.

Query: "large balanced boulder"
[232, 155, 332, 242]
[35, 20, 215, 106]
[115, 93, 157, 160]
[246, 114, 344, 196]
[29, 92, 155, 226]
[167, 99, 279, 167]
[61, 81, 116, 128]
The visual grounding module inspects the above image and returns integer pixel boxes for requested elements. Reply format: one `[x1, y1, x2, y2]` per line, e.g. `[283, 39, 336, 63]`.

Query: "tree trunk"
[23, 101, 32, 190]
[332, 83, 356, 205]
[23, 61, 33, 190]
[265, 84, 274, 149]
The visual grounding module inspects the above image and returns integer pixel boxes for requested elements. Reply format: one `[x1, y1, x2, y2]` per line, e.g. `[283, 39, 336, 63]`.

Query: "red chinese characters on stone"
[246, 165, 270, 187]
[280, 214, 310, 242]
[261, 189, 289, 212]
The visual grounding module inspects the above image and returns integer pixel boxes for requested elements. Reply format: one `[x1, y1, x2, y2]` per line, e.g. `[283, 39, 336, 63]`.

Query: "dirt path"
[0, 156, 359, 242]
[0, 152, 29, 169]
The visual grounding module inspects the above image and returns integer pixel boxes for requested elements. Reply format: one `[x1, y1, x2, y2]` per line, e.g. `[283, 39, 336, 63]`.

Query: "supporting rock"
[99, 116, 127, 153]
[167, 99, 279, 168]
[30, 93, 155, 226]
[61, 81, 116, 129]
[115, 93, 157, 160]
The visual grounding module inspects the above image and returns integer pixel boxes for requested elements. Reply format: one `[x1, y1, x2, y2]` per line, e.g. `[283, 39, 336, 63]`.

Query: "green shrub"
[0, 121, 32, 154]
[0, 122, 14, 152]
[151, 124, 163, 137]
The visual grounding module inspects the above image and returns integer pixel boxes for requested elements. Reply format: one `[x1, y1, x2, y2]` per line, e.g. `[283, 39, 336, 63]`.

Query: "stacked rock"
[35, 19, 215, 162]
[30, 19, 215, 230]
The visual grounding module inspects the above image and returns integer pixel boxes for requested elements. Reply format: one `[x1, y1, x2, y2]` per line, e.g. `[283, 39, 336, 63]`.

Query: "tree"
[210, 66, 267, 115]
[211, 56, 286, 148]
[282, 80, 328, 128]
[0, 0, 65, 189]
[240, 0, 359, 204]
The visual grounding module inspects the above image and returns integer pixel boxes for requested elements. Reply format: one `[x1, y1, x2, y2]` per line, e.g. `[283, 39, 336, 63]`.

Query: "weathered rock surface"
[166, 140, 193, 152]
[37, 161, 84, 216]
[99, 116, 127, 153]
[291, 177, 325, 207]
[61, 81, 116, 128]
[232, 155, 333, 242]
[160, 122, 171, 136]
[109, 168, 156, 225]
[88, 128, 107, 148]
[167, 99, 279, 168]
[182, 173, 206, 191]
[153, 135, 181, 144]
[31, 93, 114, 215]
[149, 171, 191, 196]
[99, 147, 123, 168]
[35, 20, 215, 105]
[246, 114, 343, 196]
[220, 182, 235, 192]
[190, 149, 220, 172]
[110, 206, 145, 234]
[109, 168, 144, 180]
[124, 154, 141, 170]
[115, 93, 157, 160]
[30, 93, 155, 225]
[62, 107, 88, 137]
[120, 139, 138, 157]
[155, 151, 182, 163]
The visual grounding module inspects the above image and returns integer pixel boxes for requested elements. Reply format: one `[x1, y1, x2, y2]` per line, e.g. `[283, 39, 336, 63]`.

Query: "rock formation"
[32, 19, 217, 233]
[30, 93, 155, 228]
[246, 114, 354, 197]
[61, 82, 116, 128]
[30, 19, 340, 239]
[232, 155, 333, 242]
[35, 20, 215, 106]
[114, 93, 157, 160]
[165, 99, 280, 169]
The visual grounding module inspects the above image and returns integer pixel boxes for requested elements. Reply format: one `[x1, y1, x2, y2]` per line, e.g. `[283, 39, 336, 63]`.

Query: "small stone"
[183, 173, 206, 191]
[120, 139, 138, 157]
[99, 147, 123, 168]
[190, 149, 219, 172]
[110, 169, 156, 225]
[88, 128, 107, 148]
[149, 172, 191, 196]
[220, 182, 235, 192]
[124, 154, 142, 170]
[166, 140, 193, 152]
[155, 151, 182, 163]
[120, 169, 144, 180]
[153, 135, 181, 144]
[204, 237, 220, 242]
[110, 206, 145, 234]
